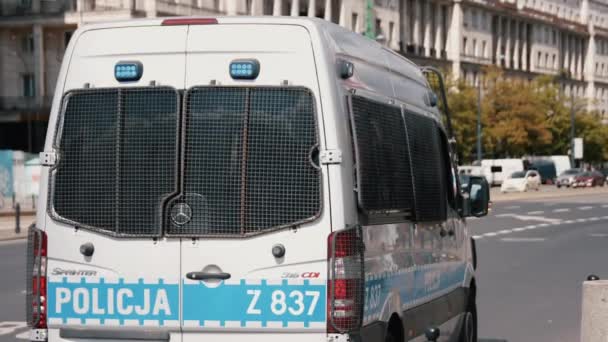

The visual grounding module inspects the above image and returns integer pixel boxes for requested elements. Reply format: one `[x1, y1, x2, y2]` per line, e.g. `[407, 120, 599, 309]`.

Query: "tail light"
[26, 226, 47, 330]
[327, 227, 364, 333]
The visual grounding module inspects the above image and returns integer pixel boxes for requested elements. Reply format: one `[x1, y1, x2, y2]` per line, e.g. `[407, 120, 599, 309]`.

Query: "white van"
[479, 159, 524, 186]
[27, 17, 488, 342]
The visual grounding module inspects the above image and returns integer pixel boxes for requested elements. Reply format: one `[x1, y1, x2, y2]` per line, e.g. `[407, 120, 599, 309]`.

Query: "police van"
[27, 16, 490, 342]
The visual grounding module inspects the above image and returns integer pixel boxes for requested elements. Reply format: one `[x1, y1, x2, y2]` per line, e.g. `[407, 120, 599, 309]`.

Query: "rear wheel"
[385, 327, 396, 342]
[459, 301, 478, 342]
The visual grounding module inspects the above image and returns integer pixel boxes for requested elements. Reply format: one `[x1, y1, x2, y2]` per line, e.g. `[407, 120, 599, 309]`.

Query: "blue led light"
[114, 61, 143, 82]
[229, 59, 260, 80]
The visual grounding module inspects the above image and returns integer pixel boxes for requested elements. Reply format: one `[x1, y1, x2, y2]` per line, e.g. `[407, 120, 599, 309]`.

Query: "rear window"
[166, 87, 321, 237]
[52, 87, 179, 236]
[511, 171, 526, 178]
[51, 86, 320, 237]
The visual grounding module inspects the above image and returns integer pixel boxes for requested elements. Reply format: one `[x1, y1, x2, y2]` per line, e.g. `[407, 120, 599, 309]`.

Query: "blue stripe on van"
[363, 262, 466, 322]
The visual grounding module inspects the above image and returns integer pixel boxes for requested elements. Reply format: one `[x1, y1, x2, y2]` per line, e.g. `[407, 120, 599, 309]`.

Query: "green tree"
[481, 70, 553, 157]
[445, 76, 478, 163]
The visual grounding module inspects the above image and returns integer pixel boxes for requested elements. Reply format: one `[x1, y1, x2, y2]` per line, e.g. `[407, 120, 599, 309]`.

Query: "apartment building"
[1, 0, 607, 151]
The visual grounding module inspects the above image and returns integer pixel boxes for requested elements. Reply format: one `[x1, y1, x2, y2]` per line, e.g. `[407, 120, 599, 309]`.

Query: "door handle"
[186, 272, 231, 281]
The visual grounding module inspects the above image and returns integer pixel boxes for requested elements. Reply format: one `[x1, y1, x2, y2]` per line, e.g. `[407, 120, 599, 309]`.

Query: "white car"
[501, 170, 542, 193]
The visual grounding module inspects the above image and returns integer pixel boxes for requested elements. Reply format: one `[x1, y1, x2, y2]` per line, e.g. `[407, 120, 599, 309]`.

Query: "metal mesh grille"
[168, 87, 320, 236]
[349, 95, 414, 213]
[403, 111, 447, 222]
[168, 87, 246, 235]
[245, 88, 319, 233]
[52, 87, 179, 236]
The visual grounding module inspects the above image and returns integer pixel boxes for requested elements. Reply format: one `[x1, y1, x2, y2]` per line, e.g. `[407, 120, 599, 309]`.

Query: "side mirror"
[460, 175, 490, 217]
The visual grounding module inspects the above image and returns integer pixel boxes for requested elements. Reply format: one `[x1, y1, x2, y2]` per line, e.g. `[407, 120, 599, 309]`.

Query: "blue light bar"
[115, 61, 143, 82]
[229, 59, 260, 80]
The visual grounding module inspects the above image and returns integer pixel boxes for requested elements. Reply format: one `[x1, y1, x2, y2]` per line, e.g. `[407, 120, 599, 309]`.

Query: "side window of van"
[403, 111, 448, 222]
[349, 96, 415, 215]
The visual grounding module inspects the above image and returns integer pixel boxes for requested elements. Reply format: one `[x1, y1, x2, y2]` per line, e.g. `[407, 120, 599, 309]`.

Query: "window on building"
[537, 51, 542, 66]
[552, 54, 556, 69]
[375, 18, 382, 38]
[482, 40, 487, 58]
[352, 13, 359, 32]
[552, 29, 557, 45]
[22, 74, 35, 97]
[473, 39, 477, 56]
[463, 37, 468, 55]
[388, 21, 394, 46]
[472, 9, 478, 29]
[21, 33, 34, 54]
[463, 9, 469, 28]
[545, 53, 549, 68]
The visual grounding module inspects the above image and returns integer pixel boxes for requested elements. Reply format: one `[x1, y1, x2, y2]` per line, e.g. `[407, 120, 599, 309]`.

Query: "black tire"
[385, 327, 396, 342]
[459, 299, 478, 342]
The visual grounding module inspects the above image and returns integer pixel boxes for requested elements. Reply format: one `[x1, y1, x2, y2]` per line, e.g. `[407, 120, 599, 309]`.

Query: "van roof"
[77, 16, 429, 87]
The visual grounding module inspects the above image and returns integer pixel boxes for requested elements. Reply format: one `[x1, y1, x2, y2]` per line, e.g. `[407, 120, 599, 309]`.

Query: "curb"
[0, 211, 35, 218]
[0, 234, 27, 241]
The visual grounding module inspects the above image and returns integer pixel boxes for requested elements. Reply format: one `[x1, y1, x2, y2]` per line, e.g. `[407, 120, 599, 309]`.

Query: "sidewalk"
[491, 184, 608, 202]
[0, 215, 35, 241]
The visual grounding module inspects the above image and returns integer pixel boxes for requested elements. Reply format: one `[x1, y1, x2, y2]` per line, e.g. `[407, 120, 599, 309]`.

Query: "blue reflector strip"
[115, 61, 143, 82]
[229, 60, 260, 80]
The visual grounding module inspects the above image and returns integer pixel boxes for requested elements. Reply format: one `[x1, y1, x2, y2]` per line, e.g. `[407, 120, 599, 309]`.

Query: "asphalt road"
[470, 191, 608, 342]
[0, 191, 606, 342]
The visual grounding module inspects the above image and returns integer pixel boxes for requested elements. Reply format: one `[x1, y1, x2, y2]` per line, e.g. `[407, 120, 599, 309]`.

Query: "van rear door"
[176, 23, 330, 339]
[44, 25, 187, 341]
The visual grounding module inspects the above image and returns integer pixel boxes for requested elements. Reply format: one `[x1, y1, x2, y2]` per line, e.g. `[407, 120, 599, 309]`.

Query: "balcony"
[0, 0, 76, 17]
[0, 97, 52, 114]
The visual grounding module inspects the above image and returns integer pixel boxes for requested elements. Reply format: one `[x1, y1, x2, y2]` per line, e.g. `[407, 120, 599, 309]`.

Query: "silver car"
[556, 168, 582, 188]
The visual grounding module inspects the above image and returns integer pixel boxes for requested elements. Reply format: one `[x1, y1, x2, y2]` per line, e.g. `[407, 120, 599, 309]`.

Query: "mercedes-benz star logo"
[170, 203, 192, 226]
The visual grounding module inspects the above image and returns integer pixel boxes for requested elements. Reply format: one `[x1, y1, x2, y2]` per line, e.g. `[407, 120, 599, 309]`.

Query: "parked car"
[556, 168, 582, 188]
[501, 170, 542, 193]
[572, 171, 606, 188]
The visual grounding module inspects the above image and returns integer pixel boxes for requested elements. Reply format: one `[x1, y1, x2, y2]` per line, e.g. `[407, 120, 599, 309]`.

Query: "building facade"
[1, 0, 607, 151]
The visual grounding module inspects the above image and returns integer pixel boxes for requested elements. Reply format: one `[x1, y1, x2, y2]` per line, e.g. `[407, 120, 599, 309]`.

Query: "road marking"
[15, 330, 29, 340]
[589, 233, 608, 237]
[0, 322, 27, 336]
[497, 229, 512, 235]
[576, 218, 588, 223]
[500, 237, 546, 242]
[578, 206, 594, 210]
[553, 208, 570, 213]
[589, 217, 600, 221]
[483, 232, 498, 237]
[512, 227, 527, 232]
[524, 225, 538, 230]
[495, 213, 562, 224]
[472, 235, 483, 239]
[602, 204, 608, 208]
[564, 220, 575, 224]
[527, 211, 545, 215]
[505, 205, 521, 210]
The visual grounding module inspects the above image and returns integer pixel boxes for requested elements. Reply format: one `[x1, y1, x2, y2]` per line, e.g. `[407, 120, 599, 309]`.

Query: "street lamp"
[476, 75, 482, 162]
[558, 70, 576, 168]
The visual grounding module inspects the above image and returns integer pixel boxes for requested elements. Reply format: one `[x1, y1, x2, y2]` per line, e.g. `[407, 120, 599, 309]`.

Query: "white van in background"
[27, 17, 489, 342]
[478, 159, 524, 186]
[458, 165, 494, 185]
